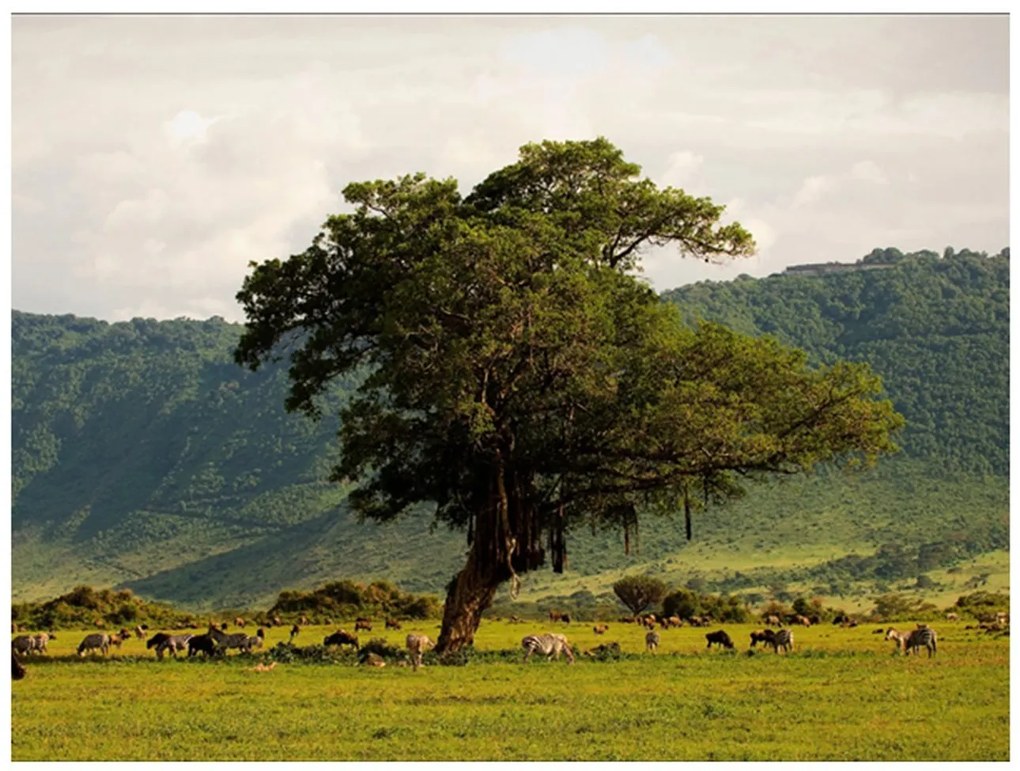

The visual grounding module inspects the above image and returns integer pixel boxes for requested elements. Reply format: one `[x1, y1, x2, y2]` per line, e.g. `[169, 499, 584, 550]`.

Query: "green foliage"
[613, 575, 670, 615]
[267, 580, 442, 620]
[953, 591, 1010, 618]
[867, 593, 940, 622]
[661, 589, 750, 622]
[11, 585, 193, 631]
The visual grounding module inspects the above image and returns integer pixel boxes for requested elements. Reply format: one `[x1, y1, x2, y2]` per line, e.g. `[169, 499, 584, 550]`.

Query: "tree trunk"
[435, 547, 504, 653]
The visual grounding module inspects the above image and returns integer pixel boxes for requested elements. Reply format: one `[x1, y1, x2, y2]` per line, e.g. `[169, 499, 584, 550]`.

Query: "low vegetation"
[10, 618, 1009, 761]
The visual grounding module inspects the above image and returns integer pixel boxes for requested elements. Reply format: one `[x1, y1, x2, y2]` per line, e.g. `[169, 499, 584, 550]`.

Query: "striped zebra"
[886, 626, 937, 657]
[147, 633, 193, 659]
[406, 633, 435, 671]
[77, 633, 111, 656]
[521, 633, 575, 664]
[207, 625, 257, 654]
[769, 628, 793, 654]
[645, 630, 661, 652]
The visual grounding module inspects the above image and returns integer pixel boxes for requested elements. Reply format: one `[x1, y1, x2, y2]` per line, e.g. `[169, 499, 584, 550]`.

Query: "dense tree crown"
[236, 138, 903, 650]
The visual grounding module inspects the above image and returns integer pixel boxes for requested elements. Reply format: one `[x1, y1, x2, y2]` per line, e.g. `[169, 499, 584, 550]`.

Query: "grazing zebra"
[11, 635, 35, 656]
[886, 626, 937, 657]
[645, 630, 661, 652]
[147, 633, 193, 659]
[207, 625, 256, 654]
[769, 628, 794, 654]
[522, 633, 575, 664]
[406, 633, 435, 671]
[77, 633, 112, 657]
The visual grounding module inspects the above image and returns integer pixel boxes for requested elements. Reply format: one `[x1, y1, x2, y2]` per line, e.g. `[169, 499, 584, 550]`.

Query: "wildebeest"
[750, 629, 777, 648]
[11, 635, 35, 656]
[77, 633, 112, 657]
[187, 633, 219, 657]
[289, 624, 301, 643]
[794, 615, 812, 627]
[12, 653, 26, 680]
[645, 630, 661, 652]
[406, 633, 435, 671]
[705, 630, 735, 650]
[593, 624, 609, 635]
[764, 614, 782, 627]
[355, 618, 373, 632]
[323, 630, 360, 651]
[548, 610, 567, 623]
[385, 618, 402, 630]
[522, 633, 575, 664]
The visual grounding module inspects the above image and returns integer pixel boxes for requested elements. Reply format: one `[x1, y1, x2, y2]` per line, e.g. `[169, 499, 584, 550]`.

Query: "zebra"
[11, 635, 35, 656]
[522, 633, 575, 664]
[769, 628, 793, 654]
[406, 633, 435, 671]
[886, 626, 937, 657]
[147, 632, 193, 659]
[77, 633, 112, 657]
[207, 625, 256, 654]
[645, 630, 661, 652]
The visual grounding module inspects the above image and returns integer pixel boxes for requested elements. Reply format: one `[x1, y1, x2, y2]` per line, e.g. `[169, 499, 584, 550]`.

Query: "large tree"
[235, 138, 903, 652]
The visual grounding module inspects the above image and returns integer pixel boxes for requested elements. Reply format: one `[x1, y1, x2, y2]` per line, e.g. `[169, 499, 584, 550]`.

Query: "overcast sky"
[11, 13, 1010, 322]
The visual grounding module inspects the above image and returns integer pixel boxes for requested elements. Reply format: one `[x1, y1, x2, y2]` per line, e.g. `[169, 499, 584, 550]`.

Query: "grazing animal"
[664, 616, 682, 628]
[208, 625, 257, 654]
[77, 633, 112, 657]
[323, 630, 360, 651]
[750, 629, 777, 648]
[705, 630, 735, 650]
[945, 612, 959, 621]
[187, 634, 219, 657]
[645, 630, 661, 652]
[109, 632, 126, 649]
[406, 633, 435, 671]
[769, 629, 794, 654]
[289, 624, 301, 643]
[251, 661, 277, 673]
[508, 616, 523, 624]
[385, 618, 403, 630]
[548, 610, 566, 623]
[234, 617, 246, 628]
[134, 625, 148, 639]
[593, 624, 609, 635]
[642, 614, 658, 629]
[299, 615, 310, 626]
[355, 618, 373, 632]
[886, 626, 937, 657]
[11, 635, 35, 656]
[360, 652, 386, 668]
[12, 653, 26, 680]
[584, 642, 621, 657]
[147, 632, 193, 659]
[795, 615, 812, 627]
[765, 614, 782, 627]
[31, 632, 54, 654]
[522, 633, 575, 664]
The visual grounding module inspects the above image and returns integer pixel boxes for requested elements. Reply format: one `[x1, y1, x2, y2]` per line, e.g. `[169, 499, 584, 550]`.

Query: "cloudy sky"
[11, 13, 1010, 322]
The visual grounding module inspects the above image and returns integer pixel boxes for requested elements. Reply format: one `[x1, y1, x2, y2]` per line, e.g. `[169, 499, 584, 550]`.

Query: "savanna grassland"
[11, 620, 1008, 761]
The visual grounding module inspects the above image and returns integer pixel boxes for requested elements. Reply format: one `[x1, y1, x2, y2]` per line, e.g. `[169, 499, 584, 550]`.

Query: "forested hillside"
[11, 247, 1009, 610]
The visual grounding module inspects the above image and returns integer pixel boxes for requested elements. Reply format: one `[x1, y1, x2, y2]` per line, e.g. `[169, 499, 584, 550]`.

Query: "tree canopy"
[235, 138, 903, 650]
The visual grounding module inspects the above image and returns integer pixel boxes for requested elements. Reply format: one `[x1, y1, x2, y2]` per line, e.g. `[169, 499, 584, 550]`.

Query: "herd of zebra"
[11, 621, 943, 676]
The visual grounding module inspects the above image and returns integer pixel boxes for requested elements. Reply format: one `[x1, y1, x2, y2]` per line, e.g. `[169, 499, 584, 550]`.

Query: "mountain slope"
[11, 247, 1009, 609]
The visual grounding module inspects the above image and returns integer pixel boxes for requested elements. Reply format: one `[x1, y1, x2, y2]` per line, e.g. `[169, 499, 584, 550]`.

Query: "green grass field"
[10, 620, 1008, 761]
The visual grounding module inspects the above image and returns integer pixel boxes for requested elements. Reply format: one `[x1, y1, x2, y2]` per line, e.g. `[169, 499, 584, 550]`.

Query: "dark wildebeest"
[355, 618, 373, 632]
[187, 633, 220, 657]
[324, 630, 360, 651]
[750, 629, 777, 648]
[289, 624, 301, 643]
[705, 630, 735, 650]
[385, 618, 402, 630]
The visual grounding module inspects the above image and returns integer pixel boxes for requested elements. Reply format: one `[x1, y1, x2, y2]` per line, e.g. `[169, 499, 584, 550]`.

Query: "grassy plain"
[10, 620, 1009, 761]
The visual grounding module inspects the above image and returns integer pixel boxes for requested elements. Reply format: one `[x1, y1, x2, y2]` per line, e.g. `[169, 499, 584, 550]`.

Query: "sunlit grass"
[11, 620, 1008, 761]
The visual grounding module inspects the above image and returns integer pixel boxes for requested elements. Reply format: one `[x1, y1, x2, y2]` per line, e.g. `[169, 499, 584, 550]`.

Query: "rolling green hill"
[11, 247, 1009, 611]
